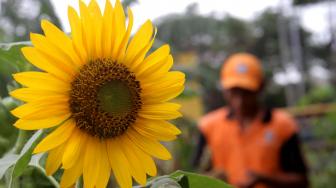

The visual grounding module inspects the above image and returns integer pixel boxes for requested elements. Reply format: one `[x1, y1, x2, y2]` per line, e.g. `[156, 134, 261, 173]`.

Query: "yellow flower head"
[10, 0, 185, 187]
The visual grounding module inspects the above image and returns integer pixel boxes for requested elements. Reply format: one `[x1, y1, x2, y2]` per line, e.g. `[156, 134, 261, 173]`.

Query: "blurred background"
[0, 0, 336, 187]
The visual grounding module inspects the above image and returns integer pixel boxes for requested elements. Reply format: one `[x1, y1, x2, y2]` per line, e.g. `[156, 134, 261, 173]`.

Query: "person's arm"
[191, 132, 207, 168]
[240, 134, 309, 188]
[268, 133, 309, 188]
[192, 132, 228, 181]
[254, 172, 307, 188]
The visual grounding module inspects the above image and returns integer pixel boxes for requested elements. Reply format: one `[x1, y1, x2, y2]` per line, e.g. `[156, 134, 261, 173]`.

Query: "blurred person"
[192, 53, 308, 188]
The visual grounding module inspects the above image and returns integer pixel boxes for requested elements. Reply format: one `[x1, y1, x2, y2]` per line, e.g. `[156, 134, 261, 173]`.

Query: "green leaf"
[170, 170, 232, 188]
[11, 130, 44, 178]
[0, 98, 19, 158]
[0, 42, 33, 98]
[150, 176, 182, 188]
[0, 135, 9, 146]
[0, 154, 19, 179]
[174, 174, 188, 188]
[0, 42, 32, 75]
[136, 171, 231, 188]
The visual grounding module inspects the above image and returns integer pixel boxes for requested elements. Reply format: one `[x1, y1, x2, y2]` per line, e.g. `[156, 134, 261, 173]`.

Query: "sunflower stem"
[35, 165, 60, 188]
[13, 130, 29, 154]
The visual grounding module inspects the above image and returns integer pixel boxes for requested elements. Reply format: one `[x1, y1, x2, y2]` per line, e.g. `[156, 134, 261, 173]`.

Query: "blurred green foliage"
[297, 84, 336, 188]
[0, 0, 61, 42]
[0, 0, 62, 187]
[299, 85, 336, 105]
[305, 109, 336, 188]
[0, 42, 32, 97]
[293, 0, 327, 6]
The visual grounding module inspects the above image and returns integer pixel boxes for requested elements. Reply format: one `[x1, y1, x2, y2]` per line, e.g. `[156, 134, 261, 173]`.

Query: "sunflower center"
[69, 58, 142, 138]
[98, 81, 133, 115]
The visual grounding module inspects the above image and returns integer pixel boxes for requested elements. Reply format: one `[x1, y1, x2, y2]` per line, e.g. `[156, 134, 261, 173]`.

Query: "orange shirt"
[199, 108, 298, 187]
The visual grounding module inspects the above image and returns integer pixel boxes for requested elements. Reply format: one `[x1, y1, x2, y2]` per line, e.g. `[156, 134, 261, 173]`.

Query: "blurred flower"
[10, 0, 185, 187]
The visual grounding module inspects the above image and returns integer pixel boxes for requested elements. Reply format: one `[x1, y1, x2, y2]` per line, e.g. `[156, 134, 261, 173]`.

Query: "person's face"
[224, 87, 259, 116]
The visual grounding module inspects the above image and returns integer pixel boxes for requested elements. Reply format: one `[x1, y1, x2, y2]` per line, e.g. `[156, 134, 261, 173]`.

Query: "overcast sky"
[50, 0, 335, 43]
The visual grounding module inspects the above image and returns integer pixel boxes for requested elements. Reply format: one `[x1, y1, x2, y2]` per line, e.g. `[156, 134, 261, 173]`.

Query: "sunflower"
[10, 0, 185, 187]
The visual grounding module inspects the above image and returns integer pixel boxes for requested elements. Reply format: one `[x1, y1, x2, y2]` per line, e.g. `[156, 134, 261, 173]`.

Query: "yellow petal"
[68, 6, 87, 63]
[124, 20, 154, 60]
[21, 47, 73, 82]
[116, 8, 134, 62]
[30, 33, 77, 75]
[123, 20, 154, 68]
[62, 128, 87, 169]
[95, 141, 111, 188]
[79, 0, 95, 59]
[14, 114, 70, 130]
[88, 0, 102, 15]
[133, 118, 180, 141]
[121, 134, 157, 176]
[11, 97, 69, 119]
[40, 20, 83, 67]
[88, 0, 103, 58]
[139, 103, 182, 120]
[60, 156, 83, 188]
[141, 71, 185, 91]
[45, 144, 66, 175]
[142, 84, 184, 104]
[140, 131, 175, 144]
[128, 34, 155, 72]
[111, 0, 126, 60]
[33, 120, 75, 153]
[126, 128, 172, 160]
[117, 136, 146, 186]
[102, 0, 114, 58]
[106, 138, 132, 188]
[10, 88, 68, 102]
[137, 118, 181, 135]
[83, 136, 100, 188]
[13, 71, 70, 92]
[134, 126, 176, 141]
[79, 1, 100, 60]
[94, 16, 103, 59]
[133, 44, 170, 74]
[137, 54, 173, 81]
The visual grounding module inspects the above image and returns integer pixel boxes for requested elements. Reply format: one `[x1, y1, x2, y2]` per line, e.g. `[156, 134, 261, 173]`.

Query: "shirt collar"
[225, 107, 273, 125]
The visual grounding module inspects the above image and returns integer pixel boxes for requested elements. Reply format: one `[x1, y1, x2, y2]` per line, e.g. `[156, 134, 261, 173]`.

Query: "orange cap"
[221, 53, 263, 91]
